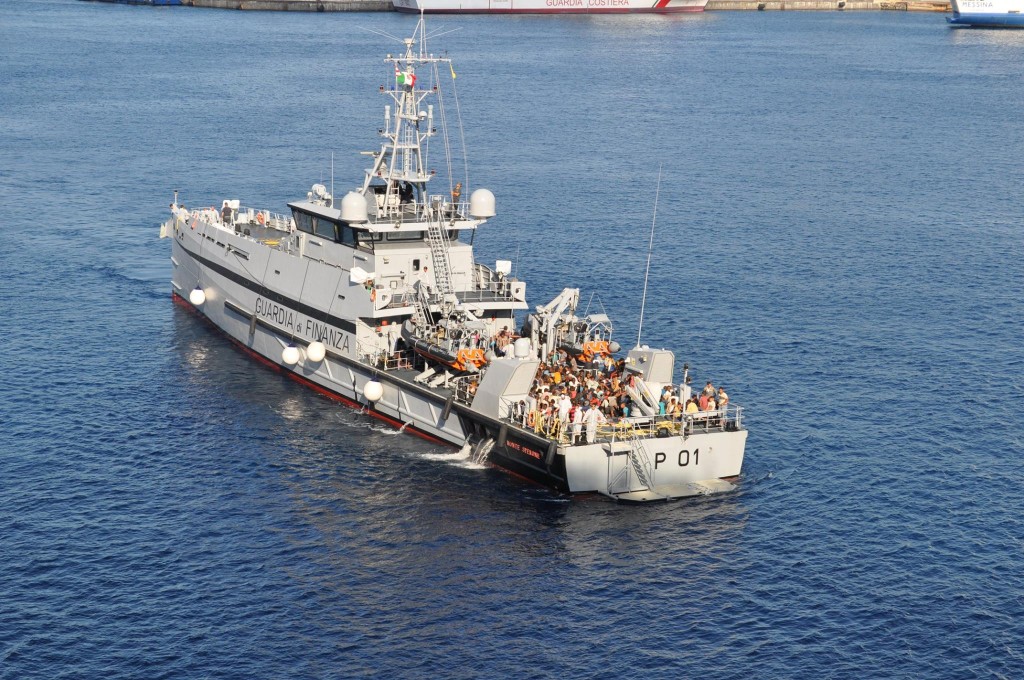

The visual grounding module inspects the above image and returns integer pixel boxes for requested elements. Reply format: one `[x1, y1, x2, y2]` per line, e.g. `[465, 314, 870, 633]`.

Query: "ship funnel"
[341, 191, 369, 223]
[469, 188, 495, 219]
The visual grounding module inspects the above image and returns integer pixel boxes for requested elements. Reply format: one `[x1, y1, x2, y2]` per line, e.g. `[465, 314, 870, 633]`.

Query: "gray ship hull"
[170, 220, 745, 499]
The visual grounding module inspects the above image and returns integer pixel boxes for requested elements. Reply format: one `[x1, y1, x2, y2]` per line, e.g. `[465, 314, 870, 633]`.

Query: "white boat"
[392, 0, 707, 14]
[160, 17, 745, 502]
[948, 0, 1024, 26]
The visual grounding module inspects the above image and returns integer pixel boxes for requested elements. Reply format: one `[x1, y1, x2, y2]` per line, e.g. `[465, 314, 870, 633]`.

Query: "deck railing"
[501, 402, 744, 445]
[377, 349, 416, 372]
[189, 205, 294, 234]
[452, 375, 481, 405]
[379, 276, 522, 312]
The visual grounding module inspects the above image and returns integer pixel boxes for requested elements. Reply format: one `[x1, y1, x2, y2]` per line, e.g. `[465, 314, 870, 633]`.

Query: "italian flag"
[397, 70, 416, 88]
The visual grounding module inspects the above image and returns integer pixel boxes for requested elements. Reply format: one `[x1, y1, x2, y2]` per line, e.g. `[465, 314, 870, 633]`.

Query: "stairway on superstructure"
[425, 207, 456, 299]
[412, 280, 432, 328]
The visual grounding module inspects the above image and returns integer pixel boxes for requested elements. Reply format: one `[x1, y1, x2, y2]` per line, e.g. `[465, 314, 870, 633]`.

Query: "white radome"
[363, 380, 384, 402]
[341, 191, 369, 223]
[469, 188, 495, 219]
[306, 341, 326, 363]
[282, 344, 300, 366]
[189, 287, 206, 306]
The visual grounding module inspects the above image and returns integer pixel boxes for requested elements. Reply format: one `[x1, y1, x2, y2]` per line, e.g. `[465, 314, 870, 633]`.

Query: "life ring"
[256, 212, 266, 226]
[526, 410, 536, 428]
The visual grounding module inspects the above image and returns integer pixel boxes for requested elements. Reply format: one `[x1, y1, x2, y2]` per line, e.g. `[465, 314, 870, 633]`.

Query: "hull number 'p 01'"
[653, 449, 699, 469]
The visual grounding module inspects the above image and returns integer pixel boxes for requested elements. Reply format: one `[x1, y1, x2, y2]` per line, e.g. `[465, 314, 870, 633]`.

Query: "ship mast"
[361, 18, 450, 220]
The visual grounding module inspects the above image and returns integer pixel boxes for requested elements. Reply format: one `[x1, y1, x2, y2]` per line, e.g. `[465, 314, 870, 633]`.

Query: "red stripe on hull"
[173, 293, 555, 492]
[172, 292, 449, 446]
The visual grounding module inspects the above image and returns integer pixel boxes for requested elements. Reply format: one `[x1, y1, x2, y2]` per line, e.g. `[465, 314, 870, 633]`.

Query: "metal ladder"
[412, 280, 433, 328]
[426, 207, 455, 297]
[625, 431, 655, 491]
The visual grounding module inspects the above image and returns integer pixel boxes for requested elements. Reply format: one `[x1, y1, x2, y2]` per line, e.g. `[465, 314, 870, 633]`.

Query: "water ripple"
[3, 3, 1024, 679]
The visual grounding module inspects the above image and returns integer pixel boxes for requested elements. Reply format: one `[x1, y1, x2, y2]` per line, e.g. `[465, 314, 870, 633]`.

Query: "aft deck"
[514, 407, 745, 446]
[372, 349, 744, 446]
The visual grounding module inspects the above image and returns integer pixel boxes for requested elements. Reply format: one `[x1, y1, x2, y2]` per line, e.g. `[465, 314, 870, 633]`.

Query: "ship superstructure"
[161, 18, 746, 501]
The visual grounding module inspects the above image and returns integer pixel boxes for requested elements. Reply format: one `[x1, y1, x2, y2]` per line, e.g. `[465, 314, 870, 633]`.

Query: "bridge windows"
[294, 211, 315, 235]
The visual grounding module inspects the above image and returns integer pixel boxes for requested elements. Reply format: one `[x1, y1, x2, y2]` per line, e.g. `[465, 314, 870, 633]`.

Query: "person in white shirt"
[585, 405, 607, 444]
[571, 404, 585, 445]
[557, 393, 572, 433]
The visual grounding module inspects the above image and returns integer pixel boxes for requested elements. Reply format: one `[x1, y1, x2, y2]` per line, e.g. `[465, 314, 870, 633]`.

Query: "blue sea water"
[2, 1, 1024, 677]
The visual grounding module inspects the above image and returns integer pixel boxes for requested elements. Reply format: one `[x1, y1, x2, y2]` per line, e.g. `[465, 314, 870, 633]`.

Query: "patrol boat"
[160, 18, 747, 502]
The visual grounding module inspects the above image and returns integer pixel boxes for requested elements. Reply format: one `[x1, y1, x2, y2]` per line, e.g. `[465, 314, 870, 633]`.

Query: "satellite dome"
[469, 188, 495, 219]
[340, 191, 369, 223]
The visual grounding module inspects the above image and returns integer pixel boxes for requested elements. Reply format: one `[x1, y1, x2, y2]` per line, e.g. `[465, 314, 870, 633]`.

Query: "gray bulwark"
[471, 359, 540, 419]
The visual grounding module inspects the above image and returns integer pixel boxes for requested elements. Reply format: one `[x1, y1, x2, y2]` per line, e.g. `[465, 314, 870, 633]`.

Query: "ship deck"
[375, 357, 743, 447]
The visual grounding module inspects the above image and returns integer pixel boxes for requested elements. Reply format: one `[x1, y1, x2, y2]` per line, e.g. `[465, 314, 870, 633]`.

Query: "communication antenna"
[636, 164, 662, 349]
[331, 152, 335, 207]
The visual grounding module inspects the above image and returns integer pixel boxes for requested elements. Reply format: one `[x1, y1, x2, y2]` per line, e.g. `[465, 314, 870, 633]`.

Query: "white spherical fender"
[189, 286, 206, 306]
[281, 344, 300, 366]
[608, 340, 621, 354]
[306, 341, 326, 363]
[363, 380, 384, 403]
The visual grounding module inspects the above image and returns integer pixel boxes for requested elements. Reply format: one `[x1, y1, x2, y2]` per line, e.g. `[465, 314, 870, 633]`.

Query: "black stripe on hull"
[173, 291, 571, 494]
[491, 448, 569, 493]
[176, 235, 356, 334]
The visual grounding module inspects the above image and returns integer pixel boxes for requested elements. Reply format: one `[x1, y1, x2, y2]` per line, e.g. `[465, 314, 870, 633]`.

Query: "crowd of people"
[506, 350, 730, 444]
